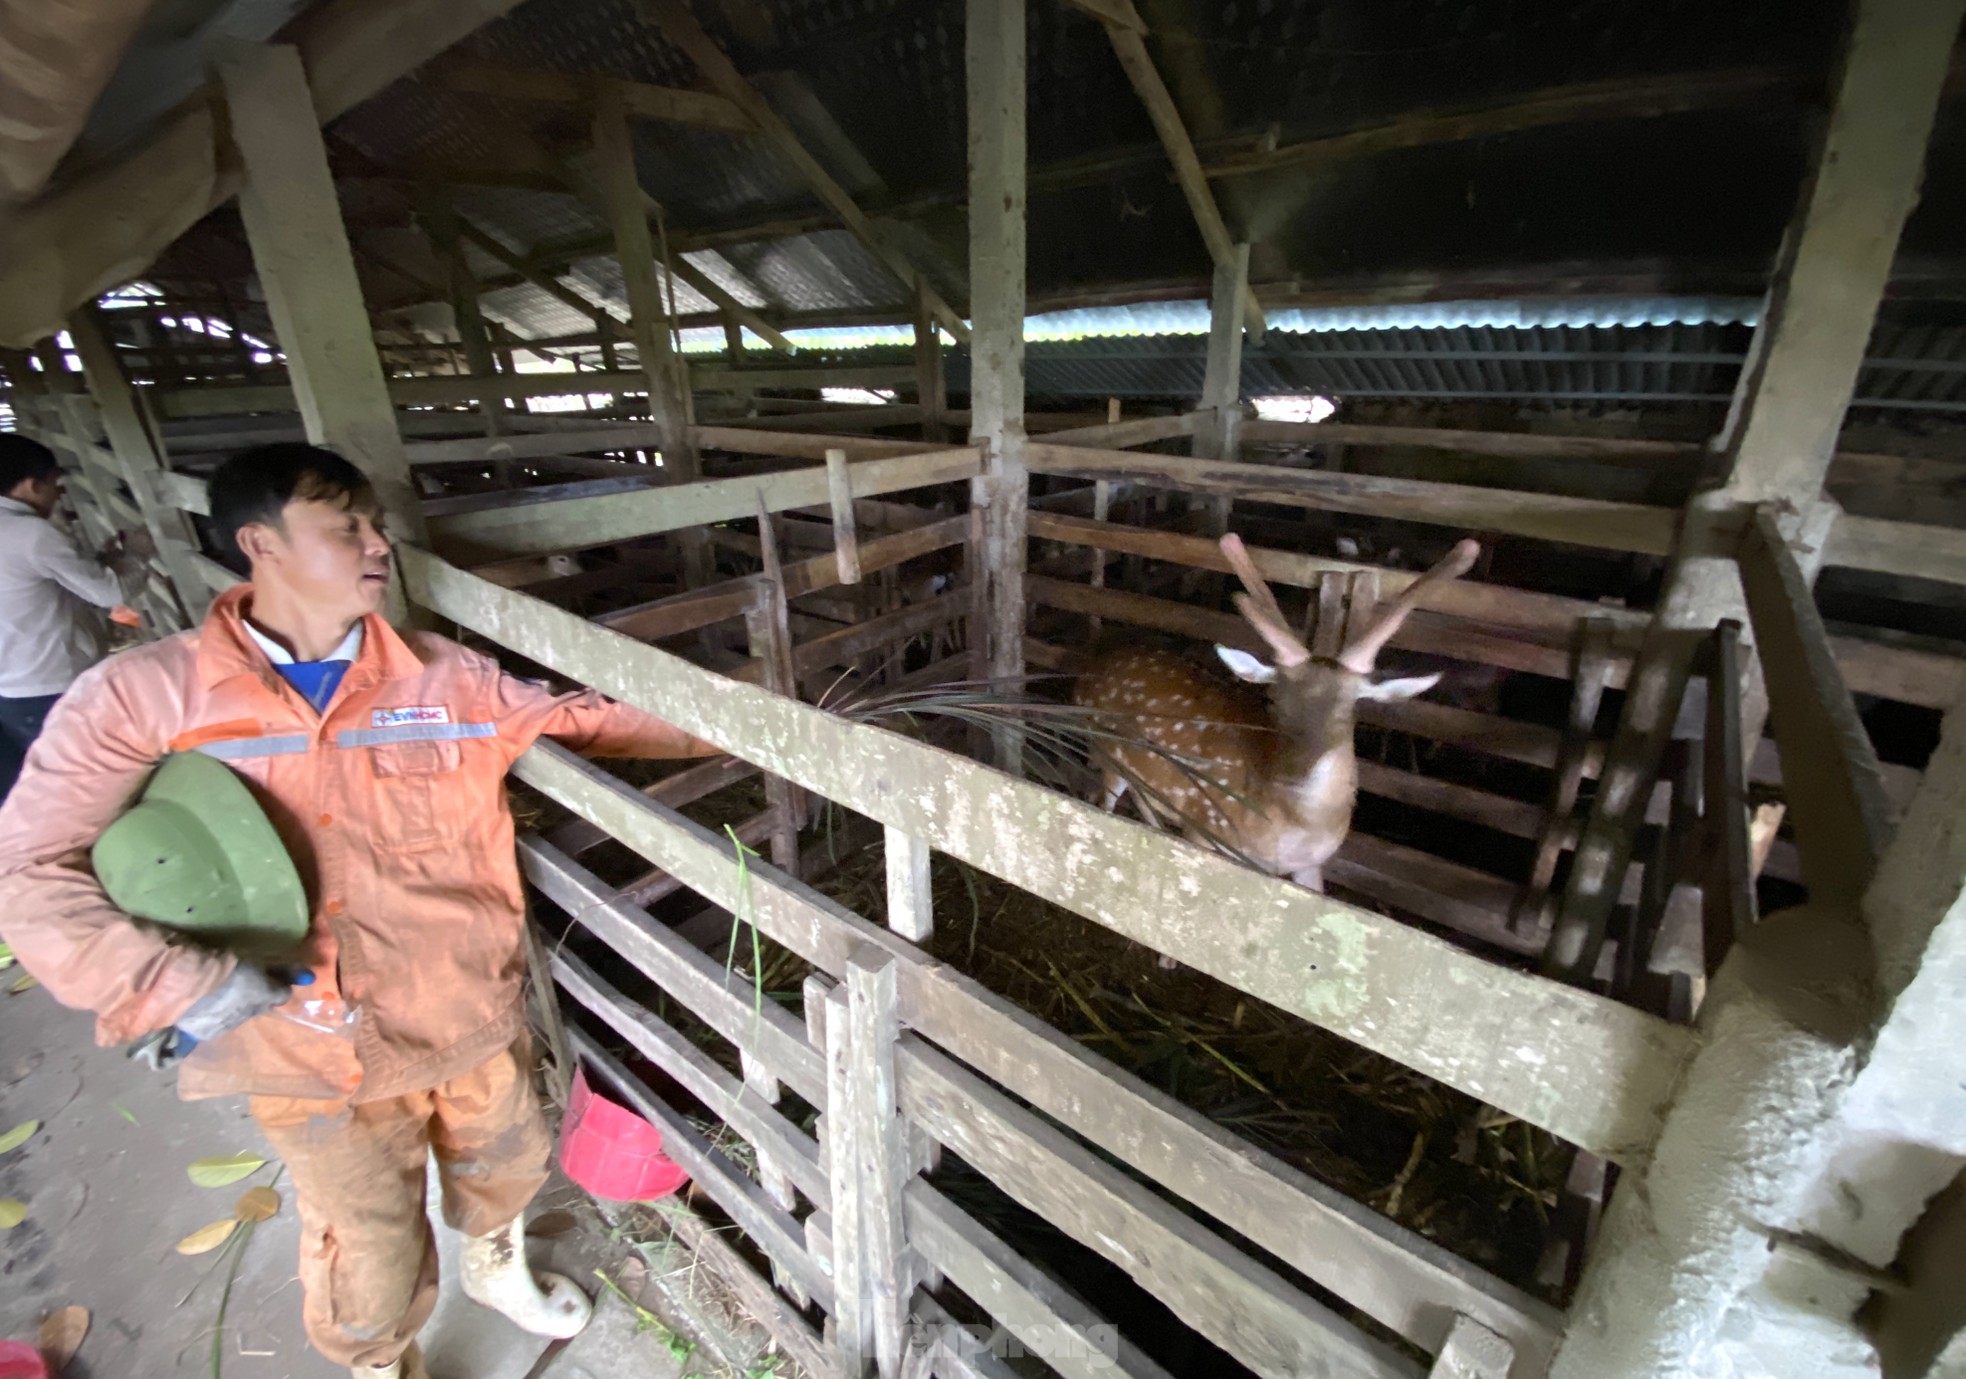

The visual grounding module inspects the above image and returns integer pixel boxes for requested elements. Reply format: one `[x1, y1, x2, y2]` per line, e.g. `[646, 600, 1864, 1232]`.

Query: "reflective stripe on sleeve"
[335, 722, 498, 748]
[193, 734, 314, 760]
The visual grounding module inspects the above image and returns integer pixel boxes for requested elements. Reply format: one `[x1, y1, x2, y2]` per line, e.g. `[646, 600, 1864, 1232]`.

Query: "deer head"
[1212, 533, 1483, 736]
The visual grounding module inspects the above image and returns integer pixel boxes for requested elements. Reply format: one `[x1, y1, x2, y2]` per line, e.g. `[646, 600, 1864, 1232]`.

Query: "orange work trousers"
[249, 1043, 553, 1370]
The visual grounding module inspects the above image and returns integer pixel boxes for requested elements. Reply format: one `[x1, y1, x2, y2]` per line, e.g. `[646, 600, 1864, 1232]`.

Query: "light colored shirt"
[241, 618, 364, 668]
[242, 618, 364, 712]
[0, 496, 145, 698]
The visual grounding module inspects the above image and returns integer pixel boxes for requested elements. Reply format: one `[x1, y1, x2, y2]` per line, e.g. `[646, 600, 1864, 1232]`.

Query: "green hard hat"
[92, 751, 310, 959]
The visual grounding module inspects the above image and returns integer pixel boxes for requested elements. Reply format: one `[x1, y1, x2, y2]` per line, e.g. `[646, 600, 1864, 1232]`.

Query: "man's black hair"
[208, 443, 376, 559]
[0, 433, 60, 496]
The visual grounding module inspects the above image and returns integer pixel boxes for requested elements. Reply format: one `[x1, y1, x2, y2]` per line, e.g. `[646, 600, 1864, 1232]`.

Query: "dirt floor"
[0, 971, 759, 1379]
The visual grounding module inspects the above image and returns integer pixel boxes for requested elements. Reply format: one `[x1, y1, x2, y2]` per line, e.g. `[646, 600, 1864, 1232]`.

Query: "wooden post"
[827, 447, 864, 584]
[593, 77, 710, 584]
[844, 949, 912, 1379]
[967, 0, 1029, 773]
[1541, 0, 1962, 986]
[912, 279, 949, 444]
[1701, 619, 1754, 975]
[748, 494, 805, 875]
[1195, 242, 1249, 466]
[64, 311, 213, 627]
[823, 983, 874, 1376]
[884, 826, 933, 943]
[212, 43, 428, 623]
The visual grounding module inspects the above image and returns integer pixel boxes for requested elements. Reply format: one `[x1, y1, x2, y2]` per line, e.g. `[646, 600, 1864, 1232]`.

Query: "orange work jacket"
[0, 585, 715, 1102]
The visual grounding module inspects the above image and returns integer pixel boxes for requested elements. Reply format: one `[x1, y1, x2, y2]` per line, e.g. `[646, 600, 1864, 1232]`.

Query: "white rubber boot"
[459, 1219, 592, 1339]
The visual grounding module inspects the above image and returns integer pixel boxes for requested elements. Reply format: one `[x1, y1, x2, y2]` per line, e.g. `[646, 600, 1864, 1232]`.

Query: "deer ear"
[1360, 672, 1441, 702]
[1216, 646, 1277, 683]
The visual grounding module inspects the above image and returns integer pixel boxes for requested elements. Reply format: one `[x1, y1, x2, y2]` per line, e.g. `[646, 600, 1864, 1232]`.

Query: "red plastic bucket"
[557, 1065, 689, 1202]
[0, 1341, 50, 1379]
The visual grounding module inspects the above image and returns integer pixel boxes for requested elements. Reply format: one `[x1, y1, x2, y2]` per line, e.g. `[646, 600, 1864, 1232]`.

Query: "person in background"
[0, 432, 151, 804]
[0, 443, 722, 1379]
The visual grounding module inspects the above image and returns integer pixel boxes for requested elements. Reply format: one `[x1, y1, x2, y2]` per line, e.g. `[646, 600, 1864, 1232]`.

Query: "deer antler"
[1339, 538, 1481, 673]
[1220, 533, 1310, 667]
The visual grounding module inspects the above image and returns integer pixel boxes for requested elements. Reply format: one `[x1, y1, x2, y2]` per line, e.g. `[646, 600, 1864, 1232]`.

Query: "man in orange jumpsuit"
[0, 444, 719, 1378]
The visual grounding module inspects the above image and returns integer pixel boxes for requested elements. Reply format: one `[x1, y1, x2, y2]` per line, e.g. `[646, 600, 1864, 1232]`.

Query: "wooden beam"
[594, 78, 697, 492]
[426, 446, 979, 561]
[1095, 3, 1266, 338]
[0, 0, 530, 346]
[1045, 410, 1200, 449]
[1207, 67, 1803, 180]
[1195, 242, 1248, 462]
[214, 43, 427, 553]
[67, 309, 209, 621]
[636, 0, 970, 343]
[1738, 509, 1895, 907]
[1824, 513, 1966, 587]
[968, 0, 1030, 773]
[424, 56, 753, 131]
[1027, 443, 1679, 554]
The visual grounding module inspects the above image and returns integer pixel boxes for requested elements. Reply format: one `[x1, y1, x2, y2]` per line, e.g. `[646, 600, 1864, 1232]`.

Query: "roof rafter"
[634, 0, 971, 343]
[1064, 0, 1266, 339]
[425, 56, 754, 132]
[0, 0, 533, 346]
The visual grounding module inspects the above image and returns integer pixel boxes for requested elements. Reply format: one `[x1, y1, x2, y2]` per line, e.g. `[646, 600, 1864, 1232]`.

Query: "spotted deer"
[1073, 533, 1481, 894]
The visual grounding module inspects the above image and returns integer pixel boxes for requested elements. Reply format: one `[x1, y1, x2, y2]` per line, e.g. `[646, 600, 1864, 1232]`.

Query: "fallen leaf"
[187, 1152, 266, 1188]
[234, 1186, 281, 1222]
[0, 943, 13, 970]
[0, 1120, 36, 1154]
[529, 1210, 578, 1238]
[37, 1305, 89, 1366]
[114, 1106, 139, 1126]
[9, 972, 37, 993]
[175, 1217, 239, 1255]
[0, 1199, 23, 1230]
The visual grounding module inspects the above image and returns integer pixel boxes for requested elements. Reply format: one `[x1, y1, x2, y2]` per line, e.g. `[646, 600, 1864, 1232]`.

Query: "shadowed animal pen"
[4, 0, 1966, 1376]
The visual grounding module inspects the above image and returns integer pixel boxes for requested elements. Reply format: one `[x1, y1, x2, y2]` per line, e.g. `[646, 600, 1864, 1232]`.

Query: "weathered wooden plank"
[907, 1293, 1024, 1379]
[1427, 1316, 1516, 1379]
[885, 827, 934, 942]
[905, 1185, 1178, 1379]
[215, 43, 426, 549]
[696, 425, 937, 462]
[403, 424, 665, 465]
[67, 309, 206, 621]
[1044, 411, 1202, 449]
[495, 742, 1575, 1367]
[1737, 509, 1895, 906]
[1241, 418, 1707, 465]
[426, 56, 754, 130]
[900, 1038, 1421, 1379]
[518, 836, 825, 1106]
[1701, 621, 1755, 975]
[826, 985, 875, 1375]
[1824, 513, 1966, 587]
[414, 559, 1695, 1161]
[1026, 444, 1678, 554]
[968, 0, 1031, 774]
[828, 448, 865, 584]
[846, 951, 914, 1377]
[426, 447, 980, 561]
[552, 949, 828, 1206]
[599, 515, 969, 643]
[564, 1027, 832, 1309]
[1329, 835, 1541, 959]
